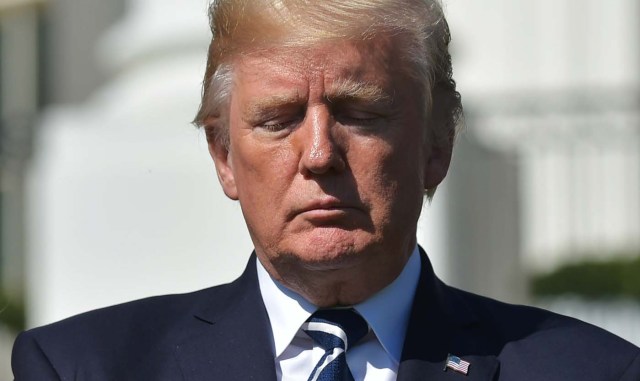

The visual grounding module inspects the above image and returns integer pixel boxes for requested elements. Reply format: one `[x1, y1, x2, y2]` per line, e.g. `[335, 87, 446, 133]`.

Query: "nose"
[297, 106, 346, 176]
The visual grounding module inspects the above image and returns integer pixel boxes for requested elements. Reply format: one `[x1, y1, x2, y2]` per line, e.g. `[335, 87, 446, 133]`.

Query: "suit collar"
[397, 249, 499, 381]
[171, 250, 499, 381]
[174, 254, 277, 381]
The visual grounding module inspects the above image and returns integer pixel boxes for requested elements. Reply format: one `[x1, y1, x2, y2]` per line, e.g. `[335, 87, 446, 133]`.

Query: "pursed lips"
[291, 197, 362, 221]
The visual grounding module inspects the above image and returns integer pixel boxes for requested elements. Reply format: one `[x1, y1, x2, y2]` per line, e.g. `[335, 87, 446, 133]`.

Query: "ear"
[423, 139, 453, 190]
[205, 122, 239, 200]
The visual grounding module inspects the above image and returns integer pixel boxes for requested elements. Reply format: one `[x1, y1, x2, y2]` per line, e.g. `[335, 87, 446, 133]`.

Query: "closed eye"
[335, 109, 385, 127]
[242, 94, 306, 134]
[259, 118, 299, 132]
[244, 107, 304, 134]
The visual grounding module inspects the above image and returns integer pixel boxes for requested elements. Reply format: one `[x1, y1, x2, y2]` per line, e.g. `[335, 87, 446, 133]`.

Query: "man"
[11, 0, 640, 380]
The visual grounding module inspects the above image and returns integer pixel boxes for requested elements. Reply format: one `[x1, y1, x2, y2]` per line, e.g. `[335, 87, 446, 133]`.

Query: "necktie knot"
[302, 308, 369, 381]
[304, 308, 369, 351]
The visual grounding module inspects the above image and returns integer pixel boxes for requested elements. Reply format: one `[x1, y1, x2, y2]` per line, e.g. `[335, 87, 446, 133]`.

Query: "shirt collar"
[353, 246, 421, 363]
[256, 245, 422, 363]
[256, 259, 316, 358]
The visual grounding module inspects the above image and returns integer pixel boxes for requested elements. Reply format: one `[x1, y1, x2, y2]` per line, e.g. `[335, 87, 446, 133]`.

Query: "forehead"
[231, 37, 401, 95]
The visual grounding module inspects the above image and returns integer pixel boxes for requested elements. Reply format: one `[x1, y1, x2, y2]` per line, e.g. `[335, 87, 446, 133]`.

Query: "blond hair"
[193, 0, 462, 164]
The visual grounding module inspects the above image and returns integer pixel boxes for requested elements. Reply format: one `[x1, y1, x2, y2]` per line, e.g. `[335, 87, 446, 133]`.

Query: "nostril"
[300, 137, 346, 175]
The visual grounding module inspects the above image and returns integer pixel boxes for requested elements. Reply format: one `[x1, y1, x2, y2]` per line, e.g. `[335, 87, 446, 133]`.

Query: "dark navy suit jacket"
[12, 252, 640, 380]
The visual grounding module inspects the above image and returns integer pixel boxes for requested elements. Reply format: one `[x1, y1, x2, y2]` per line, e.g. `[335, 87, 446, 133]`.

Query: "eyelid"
[340, 109, 381, 120]
[244, 105, 303, 127]
[261, 119, 296, 131]
[334, 102, 389, 119]
[254, 113, 304, 134]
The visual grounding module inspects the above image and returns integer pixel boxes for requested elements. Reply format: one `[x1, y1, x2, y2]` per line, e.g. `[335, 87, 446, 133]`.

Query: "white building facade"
[24, 0, 640, 347]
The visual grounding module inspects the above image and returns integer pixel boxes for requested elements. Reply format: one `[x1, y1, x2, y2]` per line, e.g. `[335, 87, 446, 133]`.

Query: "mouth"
[293, 198, 361, 223]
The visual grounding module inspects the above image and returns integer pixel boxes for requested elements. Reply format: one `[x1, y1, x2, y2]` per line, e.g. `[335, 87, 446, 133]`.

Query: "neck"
[259, 240, 416, 307]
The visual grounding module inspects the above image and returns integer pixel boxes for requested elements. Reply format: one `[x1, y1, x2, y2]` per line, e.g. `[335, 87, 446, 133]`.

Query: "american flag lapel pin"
[444, 354, 471, 375]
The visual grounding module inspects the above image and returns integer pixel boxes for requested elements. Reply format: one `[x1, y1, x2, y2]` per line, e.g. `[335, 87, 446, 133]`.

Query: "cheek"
[230, 141, 296, 210]
[360, 136, 425, 213]
[350, 141, 395, 203]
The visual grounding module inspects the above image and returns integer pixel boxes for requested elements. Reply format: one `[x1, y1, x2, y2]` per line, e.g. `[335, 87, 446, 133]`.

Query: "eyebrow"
[242, 93, 306, 121]
[241, 79, 393, 122]
[326, 78, 392, 105]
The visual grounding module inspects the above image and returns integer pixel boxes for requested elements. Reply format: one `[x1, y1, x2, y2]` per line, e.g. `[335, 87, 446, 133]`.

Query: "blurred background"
[1, 0, 639, 377]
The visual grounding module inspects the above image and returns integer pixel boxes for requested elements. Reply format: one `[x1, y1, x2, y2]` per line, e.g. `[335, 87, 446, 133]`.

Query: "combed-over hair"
[193, 0, 462, 196]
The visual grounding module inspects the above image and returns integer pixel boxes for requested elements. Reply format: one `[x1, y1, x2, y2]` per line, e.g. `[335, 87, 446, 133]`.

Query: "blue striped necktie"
[302, 308, 369, 381]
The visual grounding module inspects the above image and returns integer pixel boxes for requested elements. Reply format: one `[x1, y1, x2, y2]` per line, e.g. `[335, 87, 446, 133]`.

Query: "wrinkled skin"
[208, 36, 451, 306]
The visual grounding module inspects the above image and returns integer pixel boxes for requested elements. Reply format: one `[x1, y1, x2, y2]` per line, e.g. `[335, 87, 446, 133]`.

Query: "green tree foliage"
[531, 255, 640, 300]
[0, 292, 25, 333]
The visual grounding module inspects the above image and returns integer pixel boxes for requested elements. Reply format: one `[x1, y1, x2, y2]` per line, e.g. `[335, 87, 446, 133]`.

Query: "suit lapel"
[174, 254, 277, 381]
[171, 250, 499, 381]
[397, 250, 499, 381]
[398, 355, 498, 381]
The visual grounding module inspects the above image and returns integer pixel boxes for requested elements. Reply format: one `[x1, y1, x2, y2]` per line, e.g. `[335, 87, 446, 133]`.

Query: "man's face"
[209, 36, 450, 303]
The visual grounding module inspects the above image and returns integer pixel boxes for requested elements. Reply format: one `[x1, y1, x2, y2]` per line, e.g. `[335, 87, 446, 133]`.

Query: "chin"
[285, 231, 376, 269]
[295, 253, 360, 272]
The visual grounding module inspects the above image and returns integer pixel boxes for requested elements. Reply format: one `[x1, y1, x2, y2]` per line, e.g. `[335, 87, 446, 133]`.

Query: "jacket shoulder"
[12, 281, 238, 380]
[449, 286, 640, 380]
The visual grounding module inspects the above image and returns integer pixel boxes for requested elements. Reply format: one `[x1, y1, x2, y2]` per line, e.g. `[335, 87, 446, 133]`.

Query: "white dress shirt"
[257, 246, 422, 381]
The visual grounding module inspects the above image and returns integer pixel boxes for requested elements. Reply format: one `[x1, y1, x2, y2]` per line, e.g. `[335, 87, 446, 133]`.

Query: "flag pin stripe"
[444, 354, 470, 375]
